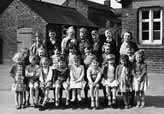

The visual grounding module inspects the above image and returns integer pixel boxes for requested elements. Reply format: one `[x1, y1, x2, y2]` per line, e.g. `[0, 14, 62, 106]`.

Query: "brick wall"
[0, 0, 47, 62]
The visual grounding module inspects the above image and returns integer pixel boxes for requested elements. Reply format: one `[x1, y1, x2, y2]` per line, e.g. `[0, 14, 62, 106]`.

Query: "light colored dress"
[132, 63, 148, 91]
[116, 64, 132, 93]
[102, 65, 118, 87]
[70, 65, 86, 89]
[10, 64, 26, 92]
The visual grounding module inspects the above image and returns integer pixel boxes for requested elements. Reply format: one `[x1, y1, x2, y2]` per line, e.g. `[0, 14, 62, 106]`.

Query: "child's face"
[74, 59, 80, 66]
[92, 31, 99, 42]
[69, 49, 76, 54]
[41, 60, 49, 67]
[84, 48, 91, 55]
[38, 50, 46, 57]
[36, 35, 41, 43]
[120, 59, 128, 66]
[68, 30, 75, 38]
[108, 59, 115, 65]
[49, 32, 56, 41]
[136, 54, 142, 63]
[80, 32, 86, 40]
[105, 30, 112, 42]
[30, 58, 37, 65]
[104, 47, 111, 54]
[91, 60, 99, 68]
[126, 47, 134, 56]
[123, 32, 131, 42]
[58, 60, 65, 68]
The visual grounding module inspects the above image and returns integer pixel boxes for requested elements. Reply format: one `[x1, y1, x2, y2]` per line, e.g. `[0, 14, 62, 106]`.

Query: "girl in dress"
[132, 50, 148, 108]
[102, 54, 118, 107]
[25, 55, 40, 107]
[70, 56, 86, 102]
[39, 57, 53, 107]
[87, 57, 102, 108]
[51, 48, 62, 69]
[53, 58, 69, 106]
[67, 46, 78, 68]
[116, 55, 132, 109]
[10, 52, 26, 109]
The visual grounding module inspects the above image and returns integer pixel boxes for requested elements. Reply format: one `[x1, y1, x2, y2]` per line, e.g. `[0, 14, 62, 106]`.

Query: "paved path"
[0, 64, 164, 114]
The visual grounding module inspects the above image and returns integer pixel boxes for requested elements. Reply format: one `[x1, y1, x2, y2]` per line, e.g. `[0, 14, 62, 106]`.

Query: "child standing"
[87, 57, 102, 108]
[116, 55, 132, 109]
[10, 52, 26, 109]
[132, 50, 148, 108]
[25, 55, 40, 107]
[102, 54, 118, 107]
[53, 58, 69, 106]
[102, 29, 116, 55]
[67, 47, 78, 68]
[51, 48, 62, 69]
[39, 57, 53, 108]
[70, 56, 86, 102]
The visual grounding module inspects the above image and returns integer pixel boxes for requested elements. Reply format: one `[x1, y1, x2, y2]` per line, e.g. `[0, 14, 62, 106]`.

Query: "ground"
[0, 63, 164, 114]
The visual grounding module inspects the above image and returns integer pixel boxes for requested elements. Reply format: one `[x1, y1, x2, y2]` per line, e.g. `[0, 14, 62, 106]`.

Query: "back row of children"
[10, 26, 148, 110]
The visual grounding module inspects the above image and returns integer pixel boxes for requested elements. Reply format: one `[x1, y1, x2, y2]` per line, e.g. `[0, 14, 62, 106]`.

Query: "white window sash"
[139, 8, 163, 45]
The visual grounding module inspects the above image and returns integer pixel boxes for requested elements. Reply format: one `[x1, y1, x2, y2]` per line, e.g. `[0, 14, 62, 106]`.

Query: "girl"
[116, 55, 132, 109]
[39, 57, 53, 107]
[102, 29, 116, 55]
[132, 50, 148, 108]
[67, 46, 78, 68]
[126, 43, 135, 63]
[102, 43, 112, 67]
[53, 58, 69, 106]
[70, 56, 86, 102]
[83, 47, 96, 68]
[51, 48, 62, 69]
[102, 54, 118, 107]
[25, 55, 40, 107]
[10, 52, 26, 109]
[120, 31, 138, 55]
[87, 57, 101, 108]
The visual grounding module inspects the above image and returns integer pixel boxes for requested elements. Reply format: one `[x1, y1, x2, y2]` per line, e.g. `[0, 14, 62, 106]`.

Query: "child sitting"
[53, 58, 69, 106]
[70, 55, 86, 102]
[87, 57, 102, 108]
[102, 54, 118, 107]
[25, 55, 40, 107]
[39, 57, 53, 108]
[116, 55, 132, 109]
[10, 52, 26, 109]
[132, 50, 148, 108]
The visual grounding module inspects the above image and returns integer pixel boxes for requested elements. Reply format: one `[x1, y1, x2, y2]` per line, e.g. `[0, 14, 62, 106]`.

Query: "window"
[139, 7, 163, 45]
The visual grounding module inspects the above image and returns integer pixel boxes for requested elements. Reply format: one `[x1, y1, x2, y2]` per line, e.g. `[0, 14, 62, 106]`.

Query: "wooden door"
[17, 28, 33, 51]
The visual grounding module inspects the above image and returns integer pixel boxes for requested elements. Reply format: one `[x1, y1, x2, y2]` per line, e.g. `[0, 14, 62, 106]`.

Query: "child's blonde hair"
[12, 52, 24, 63]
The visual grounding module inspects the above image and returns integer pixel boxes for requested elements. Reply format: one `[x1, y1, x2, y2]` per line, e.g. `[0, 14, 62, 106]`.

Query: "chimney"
[104, 0, 111, 7]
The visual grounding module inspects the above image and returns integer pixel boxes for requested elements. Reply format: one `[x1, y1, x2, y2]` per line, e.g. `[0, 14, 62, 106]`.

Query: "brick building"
[0, 0, 97, 63]
[63, 0, 121, 34]
[117, 0, 164, 73]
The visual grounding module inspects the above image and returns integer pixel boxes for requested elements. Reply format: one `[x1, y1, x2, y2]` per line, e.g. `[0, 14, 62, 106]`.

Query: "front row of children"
[10, 49, 148, 110]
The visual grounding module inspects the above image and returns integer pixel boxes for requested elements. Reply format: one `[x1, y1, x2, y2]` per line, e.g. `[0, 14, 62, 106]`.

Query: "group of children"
[10, 27, 148, 110]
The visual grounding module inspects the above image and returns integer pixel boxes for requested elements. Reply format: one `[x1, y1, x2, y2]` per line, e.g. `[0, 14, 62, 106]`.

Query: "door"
[17, 28, 33, 51]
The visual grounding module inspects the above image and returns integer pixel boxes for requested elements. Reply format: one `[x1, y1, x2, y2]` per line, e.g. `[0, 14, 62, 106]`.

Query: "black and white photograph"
[0, 0, 164, 114]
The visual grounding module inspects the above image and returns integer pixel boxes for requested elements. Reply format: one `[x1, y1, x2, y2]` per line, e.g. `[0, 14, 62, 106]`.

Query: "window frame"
[139, 7, 163, 45]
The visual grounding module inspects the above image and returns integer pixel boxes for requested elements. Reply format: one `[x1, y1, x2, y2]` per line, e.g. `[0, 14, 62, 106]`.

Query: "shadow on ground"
[146, 95, 164, 108]
[38, 95, 164, 111]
